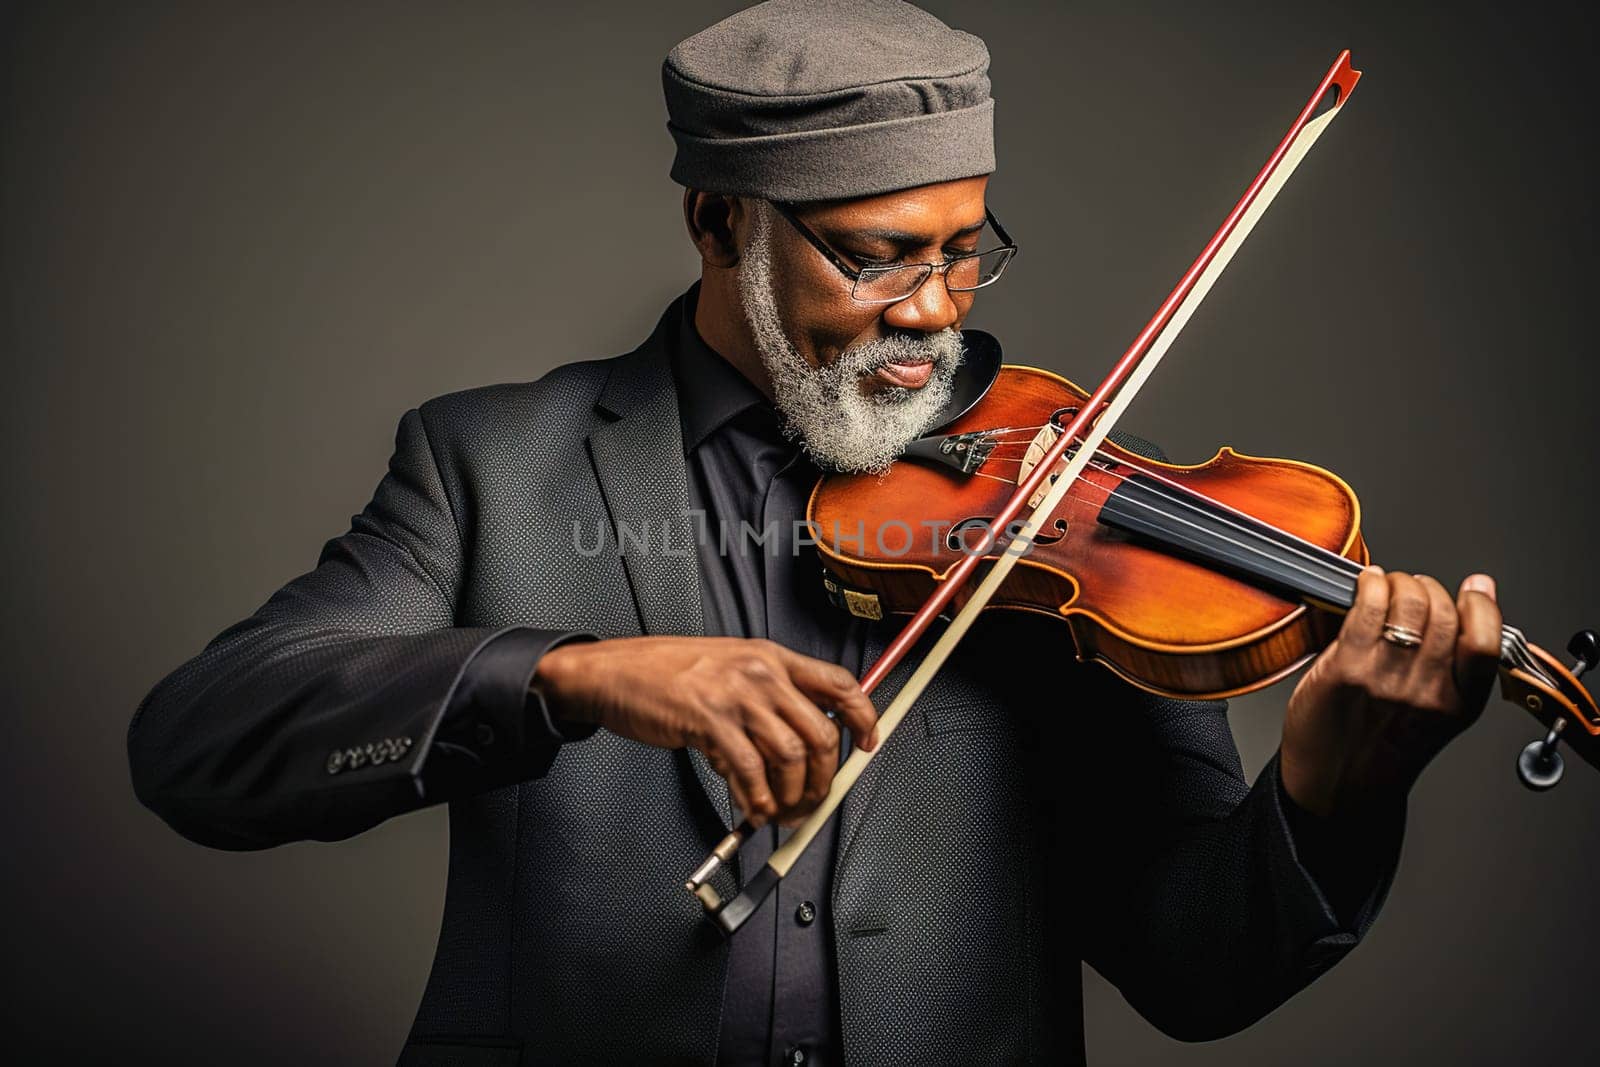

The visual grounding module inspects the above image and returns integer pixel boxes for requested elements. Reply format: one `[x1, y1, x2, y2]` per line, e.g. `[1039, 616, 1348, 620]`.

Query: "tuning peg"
[1510, 630, 1587, 790]
[1566, 629, 1599, 677]
[1514, 628, 1596, 791]
[1518, 721, 1566, 791]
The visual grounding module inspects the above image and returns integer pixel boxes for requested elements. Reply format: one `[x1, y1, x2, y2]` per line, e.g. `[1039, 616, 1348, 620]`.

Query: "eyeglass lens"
[853, 248, 1014, 303]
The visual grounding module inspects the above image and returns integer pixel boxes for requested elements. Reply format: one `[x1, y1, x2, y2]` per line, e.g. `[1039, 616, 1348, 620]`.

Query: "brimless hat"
[662, 0, 996, 203]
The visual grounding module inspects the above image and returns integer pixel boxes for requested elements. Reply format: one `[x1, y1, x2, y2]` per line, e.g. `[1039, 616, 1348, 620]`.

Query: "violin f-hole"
[947, 515, 1069, 555]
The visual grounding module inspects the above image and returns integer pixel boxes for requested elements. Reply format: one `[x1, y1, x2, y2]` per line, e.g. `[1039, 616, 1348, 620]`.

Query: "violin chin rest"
[928, 329, 1003, 432]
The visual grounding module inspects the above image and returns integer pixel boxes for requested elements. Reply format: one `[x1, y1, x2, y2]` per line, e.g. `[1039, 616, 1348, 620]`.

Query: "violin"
[810, 362, 1600, 781]
[684, 50, 1598, 935]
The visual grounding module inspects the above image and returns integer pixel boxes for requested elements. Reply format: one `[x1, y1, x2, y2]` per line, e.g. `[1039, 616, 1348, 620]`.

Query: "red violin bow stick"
[859, 50, 1362, 696]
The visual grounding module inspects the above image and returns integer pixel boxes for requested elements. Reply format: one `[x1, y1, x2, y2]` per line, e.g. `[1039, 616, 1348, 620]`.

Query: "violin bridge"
[1019, 424, 1066, 508]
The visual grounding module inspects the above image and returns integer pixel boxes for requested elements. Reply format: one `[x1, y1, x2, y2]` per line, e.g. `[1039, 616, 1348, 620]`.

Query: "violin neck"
[1098, 470, 1362, 611]
[1096, 470, 1532, 669]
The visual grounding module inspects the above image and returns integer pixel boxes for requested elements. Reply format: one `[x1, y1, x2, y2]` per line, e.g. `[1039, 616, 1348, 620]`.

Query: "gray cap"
[663, 0, 995, 202]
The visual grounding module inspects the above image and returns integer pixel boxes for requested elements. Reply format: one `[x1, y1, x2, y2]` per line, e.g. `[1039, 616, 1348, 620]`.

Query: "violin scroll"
[1507, 629, 1599, 791]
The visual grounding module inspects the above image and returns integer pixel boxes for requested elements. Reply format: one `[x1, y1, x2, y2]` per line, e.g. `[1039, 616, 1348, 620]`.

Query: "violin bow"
[687, 51, 1365, 934]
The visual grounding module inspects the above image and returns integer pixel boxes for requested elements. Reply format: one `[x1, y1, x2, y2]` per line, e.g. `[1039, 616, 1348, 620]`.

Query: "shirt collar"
[669, 281, 783, 453]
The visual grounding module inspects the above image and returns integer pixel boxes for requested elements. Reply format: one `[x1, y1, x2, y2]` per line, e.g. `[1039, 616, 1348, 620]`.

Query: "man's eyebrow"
[830, 219, 988, 245]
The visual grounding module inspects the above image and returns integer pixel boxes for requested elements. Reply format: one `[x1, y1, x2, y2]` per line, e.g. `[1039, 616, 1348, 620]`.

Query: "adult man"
[128, 1, 1504, 1064]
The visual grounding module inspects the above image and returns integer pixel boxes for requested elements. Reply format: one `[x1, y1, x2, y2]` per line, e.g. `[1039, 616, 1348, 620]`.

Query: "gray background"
[4, 1, 1596, 1063]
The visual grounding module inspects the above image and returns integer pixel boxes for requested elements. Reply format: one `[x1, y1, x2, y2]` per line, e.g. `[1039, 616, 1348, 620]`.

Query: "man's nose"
[880, 270, 961, 333]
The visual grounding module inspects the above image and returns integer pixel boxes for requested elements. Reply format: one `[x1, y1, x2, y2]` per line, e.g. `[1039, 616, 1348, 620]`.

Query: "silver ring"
[1381, 622, 1424, 649]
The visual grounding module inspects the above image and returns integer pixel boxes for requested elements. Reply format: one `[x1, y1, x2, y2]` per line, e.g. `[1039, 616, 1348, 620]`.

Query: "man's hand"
[1282, 567, 1503, 818]
[531, 636, 878, 828]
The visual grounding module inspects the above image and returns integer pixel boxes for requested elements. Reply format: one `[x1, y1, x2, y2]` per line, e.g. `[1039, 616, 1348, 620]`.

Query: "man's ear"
[683, 190, 743, 269]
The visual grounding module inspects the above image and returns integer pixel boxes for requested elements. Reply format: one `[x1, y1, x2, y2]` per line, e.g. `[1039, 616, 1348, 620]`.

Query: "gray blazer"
[128, 290, 1401, 1066]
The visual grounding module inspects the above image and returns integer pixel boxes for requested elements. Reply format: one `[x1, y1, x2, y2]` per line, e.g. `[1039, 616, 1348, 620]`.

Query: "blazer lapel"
[587, 299, 732, 828]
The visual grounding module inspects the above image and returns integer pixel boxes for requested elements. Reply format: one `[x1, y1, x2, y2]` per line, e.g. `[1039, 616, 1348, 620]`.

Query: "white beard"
[736, 200, 965, 475]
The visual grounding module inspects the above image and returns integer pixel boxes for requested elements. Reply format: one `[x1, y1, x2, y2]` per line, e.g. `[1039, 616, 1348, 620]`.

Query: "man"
[128, 2, 1504, 1064]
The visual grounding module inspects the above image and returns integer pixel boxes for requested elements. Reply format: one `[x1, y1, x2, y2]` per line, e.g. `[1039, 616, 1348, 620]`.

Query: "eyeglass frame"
[767, 199, 1019, 305]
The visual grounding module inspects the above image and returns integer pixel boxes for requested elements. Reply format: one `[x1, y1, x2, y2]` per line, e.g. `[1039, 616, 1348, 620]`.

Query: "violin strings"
[949, 455, 1360, 602]
[1059, 468, 1363, 600]
[944, 421, 1367, 581]
[928, 425, 1533, 673]
[976, 428, 1368, 572]
[1047, 452, 1362, 583]
[970, 443, 1364, 595]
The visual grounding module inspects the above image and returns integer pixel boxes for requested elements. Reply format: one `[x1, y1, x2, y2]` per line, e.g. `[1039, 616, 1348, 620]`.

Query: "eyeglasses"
[769, 200, 1018, 306]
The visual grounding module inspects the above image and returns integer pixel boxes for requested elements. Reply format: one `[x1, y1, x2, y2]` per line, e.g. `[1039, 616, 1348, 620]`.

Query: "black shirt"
[667, 284, 865, 1067]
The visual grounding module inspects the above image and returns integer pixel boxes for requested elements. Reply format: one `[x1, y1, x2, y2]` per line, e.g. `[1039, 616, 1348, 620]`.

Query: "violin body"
[811, 365, 1372, 700]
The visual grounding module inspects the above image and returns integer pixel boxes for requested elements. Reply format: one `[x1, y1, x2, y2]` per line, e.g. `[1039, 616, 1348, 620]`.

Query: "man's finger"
[1381, 572, 1432, 656]
[765, 679, 842, 807]
[772, 643, 880, 750]
[742, 702, 810, 812]
[707, 720, 775, 826]
[1414, 574, 1459, 675]
[1341, 565, 1390, 648]
[1454, 573, 1502, 709]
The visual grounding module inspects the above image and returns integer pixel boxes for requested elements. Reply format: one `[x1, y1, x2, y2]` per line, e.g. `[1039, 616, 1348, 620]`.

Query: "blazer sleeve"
[127, 406, 595, 851]
[1066, 680, 1406, 1042]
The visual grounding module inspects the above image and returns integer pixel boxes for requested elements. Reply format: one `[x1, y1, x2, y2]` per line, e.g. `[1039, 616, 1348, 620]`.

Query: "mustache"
[841, 329, 965, 371]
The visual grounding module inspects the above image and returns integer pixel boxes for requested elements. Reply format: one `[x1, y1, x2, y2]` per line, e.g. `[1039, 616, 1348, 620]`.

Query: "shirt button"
[795, 900, 817, 926]
[784, 1047, 807, 1066]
